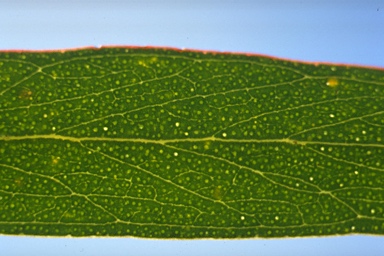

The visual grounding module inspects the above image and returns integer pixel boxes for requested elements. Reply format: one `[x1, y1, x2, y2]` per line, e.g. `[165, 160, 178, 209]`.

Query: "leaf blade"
[0, 47, 383, 238]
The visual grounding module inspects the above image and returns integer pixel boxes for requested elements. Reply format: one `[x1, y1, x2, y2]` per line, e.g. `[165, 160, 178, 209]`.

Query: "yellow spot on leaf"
[138, 60, 147, 67]
[52, 156, 60, 165]
[213, 186, 223, 200]
[150, 57, 158, 63]
[138, 57, 158, 68]
[326, 77, 339, 87]
[19, 88, 33, 100]
[14, 178, 24, 187]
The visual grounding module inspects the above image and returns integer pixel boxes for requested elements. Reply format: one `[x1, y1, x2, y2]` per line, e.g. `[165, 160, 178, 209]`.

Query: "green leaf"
[0, 47, 383, 238]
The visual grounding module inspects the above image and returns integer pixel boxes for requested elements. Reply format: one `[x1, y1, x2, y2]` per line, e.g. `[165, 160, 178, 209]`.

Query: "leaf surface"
[0, 47, 383, 238]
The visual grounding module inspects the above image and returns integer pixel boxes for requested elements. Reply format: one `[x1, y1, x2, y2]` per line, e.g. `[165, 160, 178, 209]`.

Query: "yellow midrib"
[1, 134, 384, 149]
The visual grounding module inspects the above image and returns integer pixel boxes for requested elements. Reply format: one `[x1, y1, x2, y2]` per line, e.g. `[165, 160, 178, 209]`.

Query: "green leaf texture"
[0, 47, 383, 238]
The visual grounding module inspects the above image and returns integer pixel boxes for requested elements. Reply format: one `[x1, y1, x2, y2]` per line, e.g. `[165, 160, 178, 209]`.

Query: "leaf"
[0, 47, 383, 238]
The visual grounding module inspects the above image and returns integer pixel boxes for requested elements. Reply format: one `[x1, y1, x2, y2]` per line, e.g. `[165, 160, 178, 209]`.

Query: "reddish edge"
[1, 45, 383, 71]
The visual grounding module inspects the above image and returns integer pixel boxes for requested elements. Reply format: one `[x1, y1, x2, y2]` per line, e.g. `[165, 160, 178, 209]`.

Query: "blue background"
[0, 0, 383, 255]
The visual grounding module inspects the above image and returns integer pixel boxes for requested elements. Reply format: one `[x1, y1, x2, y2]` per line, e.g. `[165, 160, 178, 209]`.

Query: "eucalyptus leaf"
[0, 47, 383, 238]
